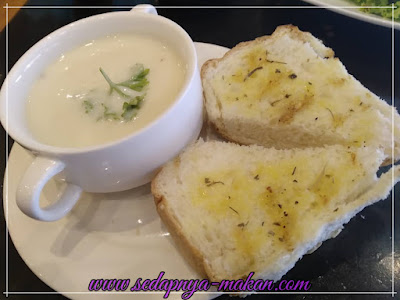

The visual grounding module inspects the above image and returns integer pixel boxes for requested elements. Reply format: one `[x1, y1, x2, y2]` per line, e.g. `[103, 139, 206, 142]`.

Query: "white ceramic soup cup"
[0, 5, 203, 221]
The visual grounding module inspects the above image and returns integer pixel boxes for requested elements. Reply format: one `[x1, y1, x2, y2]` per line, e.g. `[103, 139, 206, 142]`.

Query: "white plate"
[4, 42, 229, 300]
[303, 0, 400, 29]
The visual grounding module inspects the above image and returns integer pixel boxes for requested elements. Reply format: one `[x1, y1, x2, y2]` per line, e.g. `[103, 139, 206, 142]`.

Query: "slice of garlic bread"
[201, 25, 400, 165]
[152, 140, 400, 282]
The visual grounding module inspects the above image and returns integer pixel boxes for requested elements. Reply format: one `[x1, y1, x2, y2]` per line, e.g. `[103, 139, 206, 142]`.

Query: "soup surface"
[26, 33, 186, 148]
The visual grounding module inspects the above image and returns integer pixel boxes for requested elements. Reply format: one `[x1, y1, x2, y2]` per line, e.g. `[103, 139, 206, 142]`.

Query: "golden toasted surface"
[201, 25, 400, 162]
[152, 140, 399, 281]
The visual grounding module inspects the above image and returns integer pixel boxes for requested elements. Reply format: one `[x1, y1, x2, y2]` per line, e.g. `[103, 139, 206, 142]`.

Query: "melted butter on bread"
[212, 45, 372, 128]
[204, 27, 399, 158]
[215, 45, 316, 124]
[153, 139, 400, 281]
[191, 149, 366, 267]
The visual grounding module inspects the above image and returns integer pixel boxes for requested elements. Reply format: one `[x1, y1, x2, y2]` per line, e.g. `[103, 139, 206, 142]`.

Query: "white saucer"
[4, 42, 229, 300]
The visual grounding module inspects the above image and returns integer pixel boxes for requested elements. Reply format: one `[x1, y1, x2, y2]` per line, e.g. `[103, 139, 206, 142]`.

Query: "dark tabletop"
[0, 0, 399, 299]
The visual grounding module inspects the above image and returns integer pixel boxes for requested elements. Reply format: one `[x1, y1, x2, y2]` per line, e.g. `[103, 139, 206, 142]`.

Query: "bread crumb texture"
[153, 140, 396, 281]
[202, 25, 400, 160]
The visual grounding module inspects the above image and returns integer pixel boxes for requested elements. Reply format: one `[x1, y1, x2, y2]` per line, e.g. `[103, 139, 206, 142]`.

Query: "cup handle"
[130, 4, 158, 15]
[16, 156, 82, 222]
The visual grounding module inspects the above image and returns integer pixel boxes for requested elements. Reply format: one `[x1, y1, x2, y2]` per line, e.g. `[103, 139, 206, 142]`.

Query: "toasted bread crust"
[210, 119, 393, 167]
[150, 25, 400, 283]
[201, 25, 400, 164]
[151, 140, 400, 282]
[200, 25, 335, 135]
[200, 25, 334, 81]
[152, 181, 212, 280]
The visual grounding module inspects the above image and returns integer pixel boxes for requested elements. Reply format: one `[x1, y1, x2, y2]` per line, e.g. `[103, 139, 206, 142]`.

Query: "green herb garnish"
[118, 64, 150, 92]
[99, 68, 131, 98]
[93, 64, 150, 122]
[82, 100, 94, 113]
[101, 104, 120, 121]
[348, 0, 400, 21]
[99, 64, 149, 96]
[121, 95, 144, 121]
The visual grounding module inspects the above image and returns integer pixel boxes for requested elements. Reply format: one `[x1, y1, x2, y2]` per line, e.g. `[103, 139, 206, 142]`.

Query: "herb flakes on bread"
[201, 25, 400, 165]
[152, 140, 400, 282]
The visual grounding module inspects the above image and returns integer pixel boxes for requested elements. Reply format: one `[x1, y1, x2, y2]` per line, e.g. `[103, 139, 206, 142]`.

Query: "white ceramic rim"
[0, 10, 198, 155]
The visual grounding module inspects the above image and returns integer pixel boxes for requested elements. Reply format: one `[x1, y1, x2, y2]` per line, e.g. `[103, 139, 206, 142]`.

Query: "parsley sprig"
[97, 64, 149, 121]
[121, 95, 144, 121]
